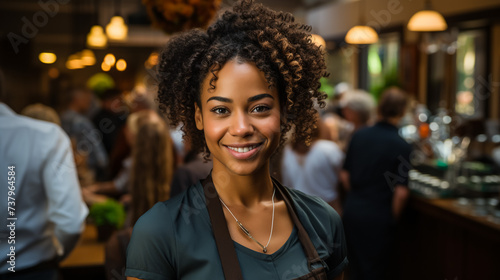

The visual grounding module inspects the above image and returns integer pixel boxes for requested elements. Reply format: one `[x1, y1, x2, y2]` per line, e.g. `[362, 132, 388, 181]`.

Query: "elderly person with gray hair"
[340, 89, 376, 131]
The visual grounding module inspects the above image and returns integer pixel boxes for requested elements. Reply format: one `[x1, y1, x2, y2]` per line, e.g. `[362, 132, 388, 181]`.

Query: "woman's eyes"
[211, 107, 229, 115]
[251, 105, 271, 113]
[210, 105, 271, 115]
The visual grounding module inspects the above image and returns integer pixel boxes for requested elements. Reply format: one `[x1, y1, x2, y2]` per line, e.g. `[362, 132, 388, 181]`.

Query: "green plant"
[319, 77, 335, 100]
[89, 199, 126, 229]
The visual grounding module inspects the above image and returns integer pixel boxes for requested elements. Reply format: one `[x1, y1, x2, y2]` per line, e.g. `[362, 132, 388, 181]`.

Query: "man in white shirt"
[0, 71, 88, 279]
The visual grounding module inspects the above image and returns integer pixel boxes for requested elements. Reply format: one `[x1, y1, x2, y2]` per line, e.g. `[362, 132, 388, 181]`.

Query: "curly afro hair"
[157, 0, 328, 157]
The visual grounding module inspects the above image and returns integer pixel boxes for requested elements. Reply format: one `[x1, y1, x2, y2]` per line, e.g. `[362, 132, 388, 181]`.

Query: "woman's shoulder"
[133, 181, 206, 234]
[286, 187, 341, 227]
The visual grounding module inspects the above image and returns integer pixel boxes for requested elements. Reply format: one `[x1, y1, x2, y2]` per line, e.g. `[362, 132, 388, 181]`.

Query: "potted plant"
[89, 199, 126, 242]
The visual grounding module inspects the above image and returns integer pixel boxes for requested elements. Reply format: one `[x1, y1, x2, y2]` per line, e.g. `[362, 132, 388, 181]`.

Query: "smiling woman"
[125, 1, 348, 280]
[195, 60, 281, 176]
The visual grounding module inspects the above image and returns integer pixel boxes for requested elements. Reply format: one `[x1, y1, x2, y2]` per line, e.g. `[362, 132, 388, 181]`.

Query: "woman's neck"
[211, 162, 274, 208]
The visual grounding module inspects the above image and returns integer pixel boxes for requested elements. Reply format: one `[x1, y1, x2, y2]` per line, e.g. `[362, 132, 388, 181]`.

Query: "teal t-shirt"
[126, 181, 348, 280]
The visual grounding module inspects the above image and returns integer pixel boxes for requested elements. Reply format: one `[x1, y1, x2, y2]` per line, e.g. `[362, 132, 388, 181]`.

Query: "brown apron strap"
[202, 174, 244, 280]
[271, 177, 327, 273]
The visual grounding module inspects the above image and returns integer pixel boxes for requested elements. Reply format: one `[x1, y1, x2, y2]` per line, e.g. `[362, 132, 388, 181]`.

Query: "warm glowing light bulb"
[345, 25, 378, 44]
[39, 52, 57, 64]
[408, 10, 447, 32]
[101, 61, 111, 72]
[87, 25, 107, 48]
[310, 34, 326, 49]
[81, 49, 96, 66]
[66, 54, 84, 69]
[104, 54, 116, 66]
[116, 59, 127, 71]
[145, 52, 159, 69]
[106, 16, 128, 40]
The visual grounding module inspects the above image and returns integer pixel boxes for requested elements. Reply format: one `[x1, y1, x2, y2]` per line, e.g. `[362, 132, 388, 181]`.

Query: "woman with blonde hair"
[105, 110, 176, 280]
[127, 110, 175, 225]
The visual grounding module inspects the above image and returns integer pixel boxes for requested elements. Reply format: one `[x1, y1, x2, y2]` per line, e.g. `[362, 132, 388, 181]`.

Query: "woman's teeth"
[227, 145, 258, 153]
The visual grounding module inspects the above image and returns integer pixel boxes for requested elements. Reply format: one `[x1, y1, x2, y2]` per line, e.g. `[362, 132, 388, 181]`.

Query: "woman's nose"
[229, 111, 254, 137]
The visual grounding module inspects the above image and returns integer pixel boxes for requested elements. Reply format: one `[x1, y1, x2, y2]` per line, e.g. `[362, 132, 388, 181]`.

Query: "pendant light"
[105, 0, 128, 40]
[345, 0, 378, 44]
[106, 16, 128, 40]
[39, 52, 57, 64]
[87, 25, 108, 48]
[311, 34, 326, 49]
[81, 49, 96, 66]
[408, 0, 447, 32]
[87, 0, 108, 48]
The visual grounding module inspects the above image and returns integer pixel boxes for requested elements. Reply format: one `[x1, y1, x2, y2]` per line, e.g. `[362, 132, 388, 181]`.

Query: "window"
[455, 29, 487, 118]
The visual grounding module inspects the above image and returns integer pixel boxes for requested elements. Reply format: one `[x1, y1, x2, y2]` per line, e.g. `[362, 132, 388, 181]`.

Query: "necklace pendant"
[263, 247, 267, 253]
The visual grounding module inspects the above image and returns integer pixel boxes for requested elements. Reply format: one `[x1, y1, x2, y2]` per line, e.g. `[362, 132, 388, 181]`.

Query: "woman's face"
[195, 59, 281, 176]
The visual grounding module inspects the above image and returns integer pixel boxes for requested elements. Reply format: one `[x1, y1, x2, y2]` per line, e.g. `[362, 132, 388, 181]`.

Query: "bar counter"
[396, 195, 500, 280]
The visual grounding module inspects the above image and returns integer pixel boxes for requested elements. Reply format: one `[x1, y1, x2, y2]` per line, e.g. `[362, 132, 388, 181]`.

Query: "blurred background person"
[101, 110, 175, 280]
[341, 87, 412, 280]
[340, 89, 376, 131]
[92, 88, 129, 157]
[322, 83, 352, 151]
[21, 103, 94, 186]
[281, 113, 344, 213]
[60, 87, 108, 181]
[323, 88, 376, 152]
[82, 110, 175, 205]
[169, 138, 213, 198]
[0, 70, 88, 280]
[21, 103, 61, 125]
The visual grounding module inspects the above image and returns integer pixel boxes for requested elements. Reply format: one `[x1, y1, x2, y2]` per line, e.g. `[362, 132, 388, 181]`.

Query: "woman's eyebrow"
[207, 96, 232, 103]
[247, 93, 274, 102]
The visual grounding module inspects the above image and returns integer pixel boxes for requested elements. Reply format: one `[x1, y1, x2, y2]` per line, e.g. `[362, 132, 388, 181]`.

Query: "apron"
[202, 174, 328, 280]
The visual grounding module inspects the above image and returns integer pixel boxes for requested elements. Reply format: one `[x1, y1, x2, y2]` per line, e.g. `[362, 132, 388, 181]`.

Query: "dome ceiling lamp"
[408, 0, 447, 32]
[87, 25, 107, 48]
[345, 0, 378, 45]
[311, 34, 326, 49]
[105, 0, 128, 40]
[87, 0, 108, 48]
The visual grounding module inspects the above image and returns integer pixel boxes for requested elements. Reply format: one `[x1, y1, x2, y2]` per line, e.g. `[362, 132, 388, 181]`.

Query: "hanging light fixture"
[87, 0, 107, 48]
[66, 53, 84, 70]
[311, 34, 326, 49]
[345, 0, 378, 44]
[80, 49, 96, 66]
[106, 16, 128, 40]
[345, 26, 378, 44]
[39, 52, 57, 64]
[105, 0, 128, 40]
[408, 0, 447, 32]
[87, 25, 108, 48]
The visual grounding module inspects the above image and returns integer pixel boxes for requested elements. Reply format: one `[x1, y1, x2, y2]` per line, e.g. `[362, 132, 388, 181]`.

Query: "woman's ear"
[194, 103, 204, 130]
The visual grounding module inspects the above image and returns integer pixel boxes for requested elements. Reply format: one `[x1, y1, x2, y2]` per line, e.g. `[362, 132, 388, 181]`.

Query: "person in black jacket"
[341, 87, 412, 280]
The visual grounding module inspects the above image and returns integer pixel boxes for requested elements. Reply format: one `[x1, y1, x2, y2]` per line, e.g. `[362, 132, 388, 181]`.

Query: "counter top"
[409, 195, 500, 240]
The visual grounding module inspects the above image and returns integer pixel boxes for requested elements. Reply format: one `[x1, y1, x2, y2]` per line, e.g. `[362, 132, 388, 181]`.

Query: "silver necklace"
[219, 187, 276, 253]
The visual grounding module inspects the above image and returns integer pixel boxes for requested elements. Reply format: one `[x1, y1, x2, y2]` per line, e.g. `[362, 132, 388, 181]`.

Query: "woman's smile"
[224, 142, 264, 160]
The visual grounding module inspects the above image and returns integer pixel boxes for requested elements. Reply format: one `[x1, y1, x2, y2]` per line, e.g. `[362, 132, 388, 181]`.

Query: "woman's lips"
[224, 142, 263, 160]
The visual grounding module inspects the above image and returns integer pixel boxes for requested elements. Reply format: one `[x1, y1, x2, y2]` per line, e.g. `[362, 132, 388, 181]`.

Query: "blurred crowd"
[1, 73, 417, 280]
